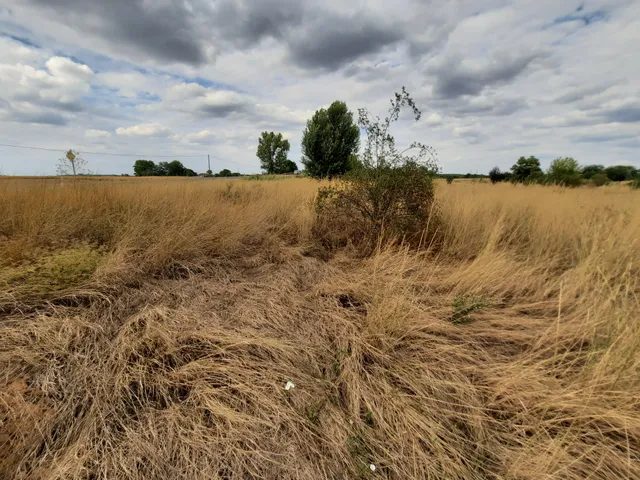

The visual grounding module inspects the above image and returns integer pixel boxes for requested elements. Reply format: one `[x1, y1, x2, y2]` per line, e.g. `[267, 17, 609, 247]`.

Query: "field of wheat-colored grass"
[1, 176, 639, 479]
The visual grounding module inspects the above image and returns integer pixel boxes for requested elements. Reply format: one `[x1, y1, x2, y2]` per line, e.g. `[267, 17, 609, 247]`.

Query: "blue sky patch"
[553, 9, 607, 26]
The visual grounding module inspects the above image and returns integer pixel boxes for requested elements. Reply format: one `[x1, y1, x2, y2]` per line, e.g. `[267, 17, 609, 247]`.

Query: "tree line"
[489, 157, 639, 187]
[133, 159, 197, 177]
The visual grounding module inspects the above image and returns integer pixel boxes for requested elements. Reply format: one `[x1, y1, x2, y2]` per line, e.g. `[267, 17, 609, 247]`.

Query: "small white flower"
[284, 381, 295, 391]
[369, 464, 376, 472]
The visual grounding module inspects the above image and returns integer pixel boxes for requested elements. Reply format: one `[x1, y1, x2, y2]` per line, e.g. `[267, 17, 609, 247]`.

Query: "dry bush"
[1, 177, 639, 479]
[314, 164, 439, 253]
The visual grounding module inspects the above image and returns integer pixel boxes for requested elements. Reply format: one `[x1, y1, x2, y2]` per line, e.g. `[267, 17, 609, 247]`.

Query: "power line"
[0, 142, 205, 158]
[0, 142, 256, 168]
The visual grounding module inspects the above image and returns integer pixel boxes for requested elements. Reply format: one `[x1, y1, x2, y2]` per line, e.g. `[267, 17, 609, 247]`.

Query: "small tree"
[256, 132, 291, 174]
[277, 159, 298, 174]
[592, 173, 609, 187]
[301, 101, 360, 179]
[489, 166, 509, 184]
[511, 156, 542, 183]
[548, 157, 581, 187]
[581, 164, 605, 179]
[134, 159, 157, 176]
[57, 149, 87, 176]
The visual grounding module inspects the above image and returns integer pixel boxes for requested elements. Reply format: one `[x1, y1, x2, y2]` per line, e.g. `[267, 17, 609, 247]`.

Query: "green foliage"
[167, 160, 193, 176]
[314, 88, 439, 251]
[548, 157, 579, 177]
[347, 154, 363, 172]
[581, 164, 605, 179]
[281, 159, 298, 174]
[510, 156, 542, 183]
[488, 166, 509, 184]
[215, 169, 241, 177]
[301, 101, 360, 179]
[605, 165, 638, 182]
[548, 157, 582, 187]
[133, 159, 195, 177]
[445, 175, 454, 184]
[256, 131, 291, 174]
[134, 159, 156, 176]
[451, 294, 491, 324]
[592, 173, 609, 187]
[630, 178, 640, 189]
[525, 171, 547, 185]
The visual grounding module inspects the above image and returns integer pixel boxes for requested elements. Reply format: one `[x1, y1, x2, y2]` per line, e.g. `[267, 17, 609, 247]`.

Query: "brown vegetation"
[1, 176, 639, 479]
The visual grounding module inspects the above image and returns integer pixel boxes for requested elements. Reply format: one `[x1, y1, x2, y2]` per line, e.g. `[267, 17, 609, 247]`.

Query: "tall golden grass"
[1, 176, 639, 479]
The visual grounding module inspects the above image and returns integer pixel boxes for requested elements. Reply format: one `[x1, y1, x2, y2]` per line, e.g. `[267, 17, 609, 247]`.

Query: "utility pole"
[208, 154, 211, 172]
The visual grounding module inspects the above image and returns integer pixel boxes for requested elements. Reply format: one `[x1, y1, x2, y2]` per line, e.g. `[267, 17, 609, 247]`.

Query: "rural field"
[1, 176, 639, 479]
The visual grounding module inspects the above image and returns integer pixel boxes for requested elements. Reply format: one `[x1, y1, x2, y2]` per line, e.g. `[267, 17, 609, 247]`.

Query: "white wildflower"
[284, 380, 295, 391]
[369, 464, 376, 472]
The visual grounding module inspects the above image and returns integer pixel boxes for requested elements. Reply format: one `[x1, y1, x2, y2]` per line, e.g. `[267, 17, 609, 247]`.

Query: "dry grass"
[1, 176, 639, 479]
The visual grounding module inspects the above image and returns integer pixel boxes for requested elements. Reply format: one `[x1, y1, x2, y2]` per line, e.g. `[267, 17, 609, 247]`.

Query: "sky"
[0, 0, 638, 176]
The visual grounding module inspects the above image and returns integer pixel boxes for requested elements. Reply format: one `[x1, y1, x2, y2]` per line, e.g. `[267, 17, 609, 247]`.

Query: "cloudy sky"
[0, 0, 638, 175]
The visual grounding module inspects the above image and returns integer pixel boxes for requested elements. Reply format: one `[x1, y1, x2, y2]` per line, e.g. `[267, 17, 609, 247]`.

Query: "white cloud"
[45, 56, 94, 82]
[85, 129, 111, 138]
[0, 54, 94, 125]
[0, 0, 638, 176]
[116, 123, 172, 137]
[425, 113, 442, 126]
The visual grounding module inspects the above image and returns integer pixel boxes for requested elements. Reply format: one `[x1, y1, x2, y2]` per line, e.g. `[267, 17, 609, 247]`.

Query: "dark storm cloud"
[575, 132, 636, 143]
[22, 0, 404, 71]
[552, 84, 612, 105]
[1, 104, 69, 125]
[211, 1, 402, 70]
[287, 16, 402, 70]
[195, 103, 252, 118]
[429, 94, 529, 119]
[12, 92, 85, 113]
[602, 104, 640, 123]
[210, 0, 305, 47]
[431, 52, 543, 99]
[24, 0, 207, 65]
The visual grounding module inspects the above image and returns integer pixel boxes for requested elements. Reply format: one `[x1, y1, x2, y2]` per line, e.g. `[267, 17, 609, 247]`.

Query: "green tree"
[605, 165, 637, 182]
[166, 160, 187, 176]
[155, 162, 169, 176]
[592, 173, 609, 187]
[133, 160, 156, 176]
[278, 159, 298, 174]
[301, 101, 360, 179]
[489, 166, 508, 184]
[581, 164, 604, 179]
[549, 157, 579, 177]
[256, 132, 291, 174]
[548, 157, 581, 186]
[511, 156, 542, 183]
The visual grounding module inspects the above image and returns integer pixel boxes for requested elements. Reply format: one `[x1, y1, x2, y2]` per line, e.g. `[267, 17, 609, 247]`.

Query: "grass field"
[1, 176, 639, 479]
